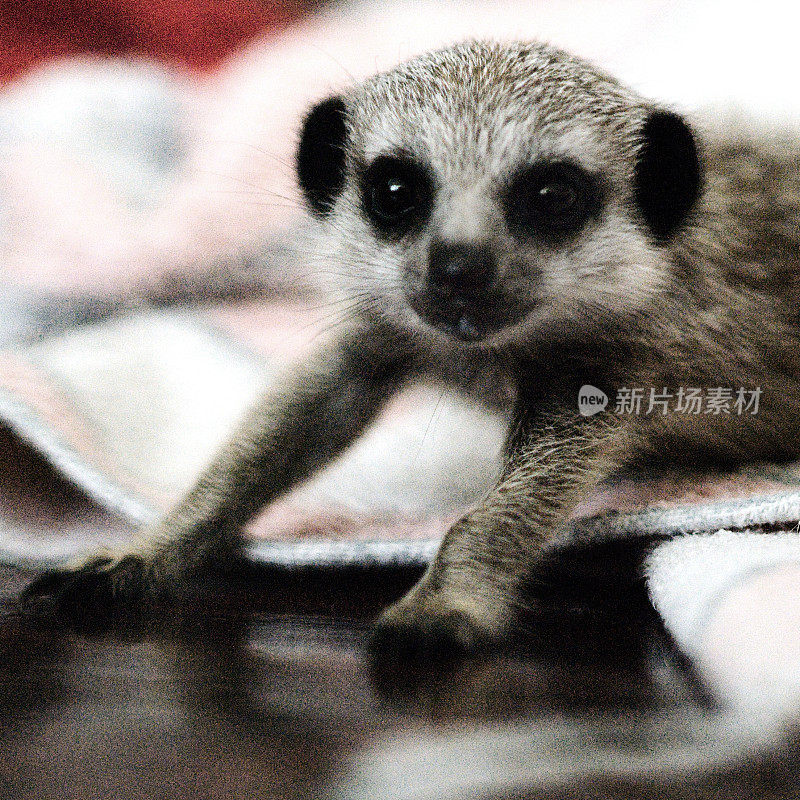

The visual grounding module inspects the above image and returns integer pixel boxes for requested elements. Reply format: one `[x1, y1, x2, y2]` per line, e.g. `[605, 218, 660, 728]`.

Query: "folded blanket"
[5, 303, 800, 574]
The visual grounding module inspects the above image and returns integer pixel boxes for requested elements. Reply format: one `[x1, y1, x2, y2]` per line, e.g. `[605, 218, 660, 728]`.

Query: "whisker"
[208, 199, 301, 210]
[306, 43, 358, 83]
[299, 293, 377, 329]
[207, 141, 297, 173]
[301, 291, 376, 313]
[197, 170, 302, 205]
[305, 297, 382, 342]
[413, 384, 448, 467]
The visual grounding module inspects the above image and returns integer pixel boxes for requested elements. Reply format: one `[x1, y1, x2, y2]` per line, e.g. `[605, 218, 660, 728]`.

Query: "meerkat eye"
[362, 155, 433, 236]
[505, 161, 599, 239]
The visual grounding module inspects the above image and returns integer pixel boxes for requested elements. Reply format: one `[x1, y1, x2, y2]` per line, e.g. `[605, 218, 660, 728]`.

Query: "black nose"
[427, 241, 496, 292]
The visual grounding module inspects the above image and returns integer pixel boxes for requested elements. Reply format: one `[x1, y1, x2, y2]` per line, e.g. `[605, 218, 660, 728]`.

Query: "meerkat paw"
[368, 592, 502, 666]
[21, 548, 173, 619]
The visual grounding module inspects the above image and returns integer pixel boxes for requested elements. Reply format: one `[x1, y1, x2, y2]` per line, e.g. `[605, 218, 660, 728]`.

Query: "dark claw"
[22, 556, 113, 600]
[20, 554, 161, 626]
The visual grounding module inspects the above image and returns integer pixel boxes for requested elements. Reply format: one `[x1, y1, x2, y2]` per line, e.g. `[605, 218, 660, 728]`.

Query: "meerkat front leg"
[25, 323, 409, 614]
[370, 402, 630, 658]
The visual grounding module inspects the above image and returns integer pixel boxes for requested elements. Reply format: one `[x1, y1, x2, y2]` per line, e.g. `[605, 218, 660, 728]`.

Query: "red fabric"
[0, 0, 303, 82]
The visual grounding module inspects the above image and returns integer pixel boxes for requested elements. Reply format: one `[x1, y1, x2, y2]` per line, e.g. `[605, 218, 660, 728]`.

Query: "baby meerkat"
[25, 40, 800, 656]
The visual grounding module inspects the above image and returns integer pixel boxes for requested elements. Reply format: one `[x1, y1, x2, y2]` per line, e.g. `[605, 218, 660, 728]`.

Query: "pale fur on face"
[312, 40, 674, 350]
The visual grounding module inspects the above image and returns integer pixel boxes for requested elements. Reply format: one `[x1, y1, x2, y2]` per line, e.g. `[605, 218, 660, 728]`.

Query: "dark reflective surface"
[0, 541, 797, 800]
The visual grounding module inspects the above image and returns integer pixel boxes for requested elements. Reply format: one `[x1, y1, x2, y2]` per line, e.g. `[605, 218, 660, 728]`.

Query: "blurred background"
[0, 0, 309, 81]
[1, 0, 799, 312]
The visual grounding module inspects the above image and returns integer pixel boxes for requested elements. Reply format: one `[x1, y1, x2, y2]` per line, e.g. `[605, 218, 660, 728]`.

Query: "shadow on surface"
[0, 532, 797, 799]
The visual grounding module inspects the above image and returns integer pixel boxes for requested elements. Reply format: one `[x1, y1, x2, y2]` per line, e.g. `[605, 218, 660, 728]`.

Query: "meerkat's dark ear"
[296, 96, 349, 216]
[633, 109, 702, 240]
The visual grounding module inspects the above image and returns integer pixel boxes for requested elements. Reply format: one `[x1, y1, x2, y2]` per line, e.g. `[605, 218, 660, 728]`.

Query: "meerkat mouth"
[406, 289, 524, 343]
[433, 310, 486, 342]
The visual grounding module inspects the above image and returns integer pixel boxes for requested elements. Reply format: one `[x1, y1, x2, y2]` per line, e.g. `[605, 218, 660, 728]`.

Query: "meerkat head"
[296, 40, 702, 348]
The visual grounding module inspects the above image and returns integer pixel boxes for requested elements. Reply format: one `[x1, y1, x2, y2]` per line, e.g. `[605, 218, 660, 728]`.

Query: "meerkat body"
[27, 41, 800, 654]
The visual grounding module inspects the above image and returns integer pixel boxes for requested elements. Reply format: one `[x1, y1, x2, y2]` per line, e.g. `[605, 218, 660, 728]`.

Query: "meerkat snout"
[427, 240, 497, 293]
[406, 238, 520, 343]
[420, 240, 497, 340]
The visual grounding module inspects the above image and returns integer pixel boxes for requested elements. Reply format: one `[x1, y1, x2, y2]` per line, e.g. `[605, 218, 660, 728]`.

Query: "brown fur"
[24, 41, 800, 656]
